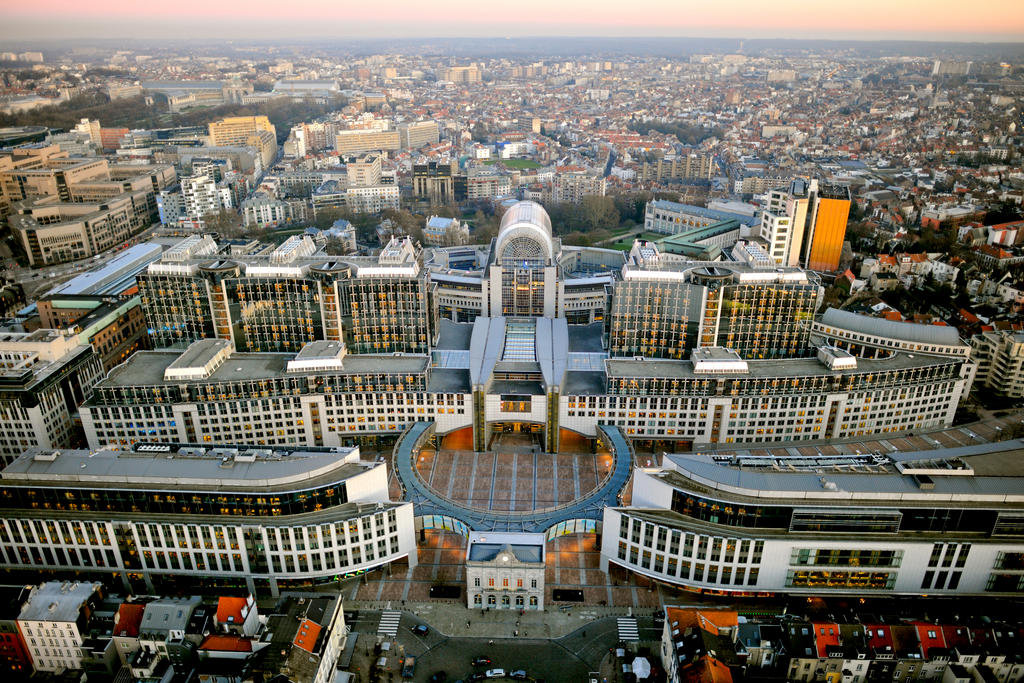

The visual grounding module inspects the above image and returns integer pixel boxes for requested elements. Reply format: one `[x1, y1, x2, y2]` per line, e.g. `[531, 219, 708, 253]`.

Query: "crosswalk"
[378, 611, 402, 637]
[617, 617, 639, 642]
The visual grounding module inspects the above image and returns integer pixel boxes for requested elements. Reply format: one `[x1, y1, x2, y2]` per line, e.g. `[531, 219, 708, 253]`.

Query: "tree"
[581, 196, 620, 232]
[203, 209, 244, 238]
[471, 121, 488, 143]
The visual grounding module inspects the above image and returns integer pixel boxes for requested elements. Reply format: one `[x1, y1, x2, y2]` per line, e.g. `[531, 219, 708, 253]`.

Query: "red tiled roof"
[113, 603, 146, 638]
[941, 625, 972, 651]
[813, 623, 842, 657]
[912, 622, 946, 658]
[680, 657, 734, 683]
[665, 607, 738, 635]
[216, 596, 249, 625]
[293, 618, 322, 653]
[200, 635, 253, 652]
[865, 624, 894, 651]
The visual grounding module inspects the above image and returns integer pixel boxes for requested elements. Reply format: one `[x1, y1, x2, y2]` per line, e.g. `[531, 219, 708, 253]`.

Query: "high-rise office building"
[207, 116, 277, 147]
[551, 173, 606, 204]
[0, 330, 105, 462]
[334, 129, 401, 155]
[804, 183, 852, 272]
[413, 161, 457, 204]
[762, 179, 851, 271]
[347, 154, 382, 187]
[104, 203, 973, 455]
[441, 65, 481, 83]
[398, 120, 440, 150]
[608, 242, 821, 360]
[344, 237, 431, 353]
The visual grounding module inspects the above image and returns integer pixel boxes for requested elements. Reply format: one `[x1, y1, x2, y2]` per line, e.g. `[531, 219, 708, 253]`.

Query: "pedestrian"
[488, 639, 494, 646]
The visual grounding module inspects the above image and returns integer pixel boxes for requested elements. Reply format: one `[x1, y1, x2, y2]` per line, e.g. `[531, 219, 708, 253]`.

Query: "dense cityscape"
[0, 21, 1023, 683]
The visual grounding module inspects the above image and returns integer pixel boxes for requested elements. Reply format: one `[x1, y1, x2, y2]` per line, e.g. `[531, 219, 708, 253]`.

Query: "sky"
[2, 0, 1023, 42]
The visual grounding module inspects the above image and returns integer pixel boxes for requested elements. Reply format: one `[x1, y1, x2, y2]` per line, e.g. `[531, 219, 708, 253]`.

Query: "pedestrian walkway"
[378, 610, 401, 636]
[617, 617, 639, 641]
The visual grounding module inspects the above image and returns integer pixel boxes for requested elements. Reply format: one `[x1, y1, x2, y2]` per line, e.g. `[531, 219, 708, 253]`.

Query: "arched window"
[501, 595, 510, 606]
[487, 595, 496, 605]
[529, 596, 538, 606]
[474, 594, 482, 605]
[515, 596, 524, 606]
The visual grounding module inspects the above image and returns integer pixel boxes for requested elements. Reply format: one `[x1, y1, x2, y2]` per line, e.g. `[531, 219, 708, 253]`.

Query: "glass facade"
[608, 280, 701, 358]
[226, 277, 324, 352]
[345, 277, 430, 353]
[138, 273, 214, 348]
[669, 489, 1008, 536]
[0, 480, 349, 517]
[714, 282, 817, 359]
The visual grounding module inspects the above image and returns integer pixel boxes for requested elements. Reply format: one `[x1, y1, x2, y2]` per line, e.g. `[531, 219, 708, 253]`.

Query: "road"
[343, 608, 656, 683]
[7, 223, 162, 299]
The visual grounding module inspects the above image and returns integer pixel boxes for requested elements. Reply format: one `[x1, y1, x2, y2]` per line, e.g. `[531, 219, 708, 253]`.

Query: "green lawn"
[483, 158, 543, 169]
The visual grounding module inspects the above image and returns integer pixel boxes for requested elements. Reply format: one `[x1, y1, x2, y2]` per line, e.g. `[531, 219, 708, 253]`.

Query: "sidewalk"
[345, 599, 656, 639]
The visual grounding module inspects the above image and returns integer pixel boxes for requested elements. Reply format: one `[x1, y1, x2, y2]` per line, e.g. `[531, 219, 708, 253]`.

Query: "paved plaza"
[345, 530, 665, 610]
[412, 431, 613, 512]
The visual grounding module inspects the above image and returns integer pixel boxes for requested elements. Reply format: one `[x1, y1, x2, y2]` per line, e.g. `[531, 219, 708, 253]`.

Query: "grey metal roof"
[101, 350, 428, 388]
[434, 319, 474, 351]
[18, 582, 102, 623]
[568, 322, 605, 353]
[3, 447, 371, 492]
[166, 338, 231, 372]
[467, 531, 545, 563]
[468, 543, 544, 563]
[427, 368, 471, 393]
[660, 444, 1024, 505]
[606, 350, 952, 380]
[536, 316, 569, 390]
[564, 370, 606, 395]
[820, 308, 962, 346]
[469, 316, 506, 387]
[141, 597, 201, 636]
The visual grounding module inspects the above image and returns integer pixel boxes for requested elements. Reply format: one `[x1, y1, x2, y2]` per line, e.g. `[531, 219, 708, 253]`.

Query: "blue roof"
[426, 216, 456, 229]
[468, 543, 543, 563]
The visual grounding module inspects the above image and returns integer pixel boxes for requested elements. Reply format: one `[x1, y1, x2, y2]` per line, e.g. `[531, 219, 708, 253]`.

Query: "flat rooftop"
[100, 349, 429, 388]
[18, 582, 101, 623]
[655, 439, 1024, 506]
[606, 350, 954, 380]
[2, 446, 374, 493]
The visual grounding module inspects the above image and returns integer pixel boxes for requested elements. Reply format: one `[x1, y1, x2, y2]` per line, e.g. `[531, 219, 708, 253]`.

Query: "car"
[485, 670, 505, 679]
[510, 671, 528, 679]
[412, 624, 429, 636]
[428, 672, 447, 683]
[468, 674, 486, 682]
[472, 657, 492, 667]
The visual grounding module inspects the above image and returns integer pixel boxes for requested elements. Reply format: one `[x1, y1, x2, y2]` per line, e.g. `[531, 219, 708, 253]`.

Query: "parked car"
[510, 670, 528, 679]
[412, 624, 429, 636]
[485, 670, 506, 679]
[428, 672, 447, 682]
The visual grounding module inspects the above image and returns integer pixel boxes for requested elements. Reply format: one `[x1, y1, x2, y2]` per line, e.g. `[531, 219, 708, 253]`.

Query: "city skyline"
[3, 0, 1024, 42]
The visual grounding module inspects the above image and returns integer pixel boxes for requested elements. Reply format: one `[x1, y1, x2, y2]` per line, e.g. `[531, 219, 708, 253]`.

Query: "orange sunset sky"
[1, 0, 1022, 41]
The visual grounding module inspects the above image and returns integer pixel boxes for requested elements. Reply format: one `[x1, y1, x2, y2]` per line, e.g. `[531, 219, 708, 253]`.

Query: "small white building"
[17, 581, 104, 673]
[465, 531, 545, 611]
